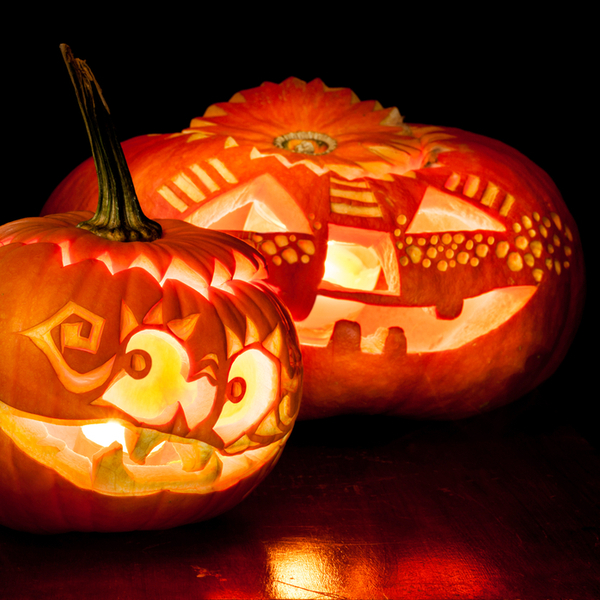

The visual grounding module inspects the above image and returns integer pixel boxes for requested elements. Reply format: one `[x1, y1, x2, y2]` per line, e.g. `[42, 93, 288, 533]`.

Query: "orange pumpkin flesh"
[0, 49, 302, 533]
[44, 77, 585, 420]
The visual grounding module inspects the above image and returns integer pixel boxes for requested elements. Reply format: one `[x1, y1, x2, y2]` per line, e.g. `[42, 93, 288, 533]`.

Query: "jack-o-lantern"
[44, 77, 584, 420]
[0, 47, 302, 533]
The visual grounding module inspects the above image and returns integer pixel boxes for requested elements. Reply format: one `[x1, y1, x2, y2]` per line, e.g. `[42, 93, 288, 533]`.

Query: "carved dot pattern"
[252, 235, 316, 267]
[241, 202, 574, 283]
[393, 208, 573, 281]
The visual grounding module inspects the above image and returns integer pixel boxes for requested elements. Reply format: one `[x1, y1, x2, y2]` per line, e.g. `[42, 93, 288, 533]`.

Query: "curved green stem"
[61, 44, 161, 242]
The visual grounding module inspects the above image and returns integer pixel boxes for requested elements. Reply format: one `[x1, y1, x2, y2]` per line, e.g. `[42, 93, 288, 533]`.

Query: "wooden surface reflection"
[1, 377, 598, 599]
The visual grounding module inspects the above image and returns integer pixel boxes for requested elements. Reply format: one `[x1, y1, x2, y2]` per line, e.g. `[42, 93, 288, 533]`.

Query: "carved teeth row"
[124, 426, 217, 472]
[326, 320, 407, 357]
[2, 401, 275, 495]
[89, 441, 222, 494]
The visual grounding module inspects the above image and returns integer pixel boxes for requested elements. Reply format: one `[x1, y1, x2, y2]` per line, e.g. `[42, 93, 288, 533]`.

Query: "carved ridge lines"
[329, 179, 383, 218]
[444, 172, 516, 217]
[158, 159, 239, 213]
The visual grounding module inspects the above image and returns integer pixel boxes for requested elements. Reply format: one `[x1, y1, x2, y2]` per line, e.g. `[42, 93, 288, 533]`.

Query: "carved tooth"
[262, 323, 284, 357]
[172, 441, 215, 472]
[220, 450, 254, 482]
[254, 410, 284, 438]
[17, 418, 52, 443]
[435, 298, 464, 320]
[283, 374, 301, 394]
[120, 301, 140, 342]
[245, 315, 261, 346]
[327, 320, 362, 354]
[198, 363, 217, 380]
[279, 394, 297, 426]
[168, 403, 192, 438]
[91, 442, 136, 493]
[17, 420, 67, 455]
[143, 299, 164, 325]
[223, 434, 257, 455]
[225, 325, 244, 359]
[201, 451, 223, 483]
[211, 259, 232, 287]
[383, 327, 407, 356]
[230, 452, 254, 473]
[167, 313, 200, 341]
[125, 429, 169, 465]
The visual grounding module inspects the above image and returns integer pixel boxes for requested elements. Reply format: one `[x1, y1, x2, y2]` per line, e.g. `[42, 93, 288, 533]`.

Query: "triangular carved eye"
[211, 200, 288, 232]
[407, 187, 506, 233]
[185, 173, 312, 234]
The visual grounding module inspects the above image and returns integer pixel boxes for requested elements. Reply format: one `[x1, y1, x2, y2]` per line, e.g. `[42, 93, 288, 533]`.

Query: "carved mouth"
[296, 286, 538, 353]
[0, 400, 286, 496]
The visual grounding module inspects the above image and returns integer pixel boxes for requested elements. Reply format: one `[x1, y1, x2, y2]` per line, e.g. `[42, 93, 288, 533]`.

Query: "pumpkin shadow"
[290, 413, 431, 450]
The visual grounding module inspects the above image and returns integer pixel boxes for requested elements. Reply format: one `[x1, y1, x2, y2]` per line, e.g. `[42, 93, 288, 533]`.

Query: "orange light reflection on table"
[266, 537, 500, 599]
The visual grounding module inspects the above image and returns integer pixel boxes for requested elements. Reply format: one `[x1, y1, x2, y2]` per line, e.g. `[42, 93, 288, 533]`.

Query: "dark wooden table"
[2, 365, 598, 600]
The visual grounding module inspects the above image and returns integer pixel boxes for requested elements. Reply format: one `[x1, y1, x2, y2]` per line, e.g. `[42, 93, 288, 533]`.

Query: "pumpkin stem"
[60, 44, 162, 242]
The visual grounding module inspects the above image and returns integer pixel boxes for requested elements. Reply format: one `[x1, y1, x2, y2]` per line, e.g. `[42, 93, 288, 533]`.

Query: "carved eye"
[406, 187, 506, 233]
[213, 348, 280, 446]
[184, 174, 312, 234]
[101, 329, 217, 429]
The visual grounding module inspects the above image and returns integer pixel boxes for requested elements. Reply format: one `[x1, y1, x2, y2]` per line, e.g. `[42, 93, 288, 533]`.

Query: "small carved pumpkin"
[45, 77, 584, 420]
[0, 48, 302, 533]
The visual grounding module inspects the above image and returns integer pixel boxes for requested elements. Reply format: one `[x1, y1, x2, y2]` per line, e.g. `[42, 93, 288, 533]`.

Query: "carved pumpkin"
[44, 77, 584, 420]
[0, 48, 302, 533]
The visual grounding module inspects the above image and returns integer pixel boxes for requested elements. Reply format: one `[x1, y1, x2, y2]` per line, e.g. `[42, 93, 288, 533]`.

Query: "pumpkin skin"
[0, 213, 302, 533]
[44, 78, 585, 420]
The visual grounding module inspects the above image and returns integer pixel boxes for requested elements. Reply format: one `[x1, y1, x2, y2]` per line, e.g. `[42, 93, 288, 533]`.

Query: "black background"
[2, 12, 594, 443]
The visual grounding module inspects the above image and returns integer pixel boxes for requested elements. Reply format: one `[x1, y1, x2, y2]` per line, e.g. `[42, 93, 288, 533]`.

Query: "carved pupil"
[227, 377, 247, 403]
[131, 352, 146, 372]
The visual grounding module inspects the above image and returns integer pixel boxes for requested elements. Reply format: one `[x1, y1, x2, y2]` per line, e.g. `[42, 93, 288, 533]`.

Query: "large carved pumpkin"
[44, 77, 585, 420]
[0, 48, 302, 533]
